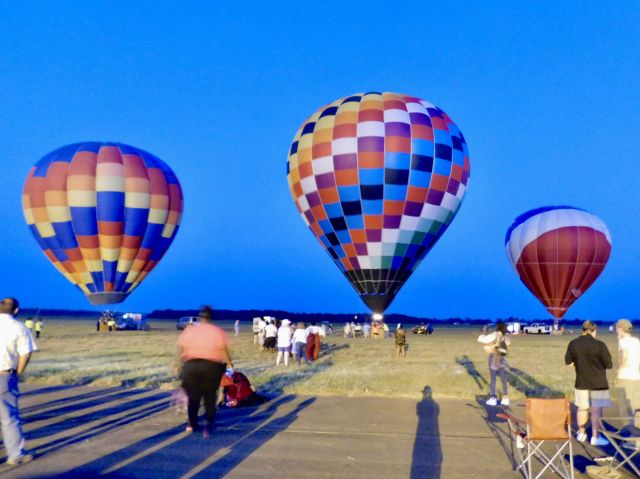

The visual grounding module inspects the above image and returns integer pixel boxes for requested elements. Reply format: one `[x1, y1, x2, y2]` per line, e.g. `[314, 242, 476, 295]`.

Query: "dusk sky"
[1, 2, 638, 320]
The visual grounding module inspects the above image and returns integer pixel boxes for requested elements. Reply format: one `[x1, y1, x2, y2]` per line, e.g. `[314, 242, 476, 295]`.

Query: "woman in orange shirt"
[177, 306, 233, 437]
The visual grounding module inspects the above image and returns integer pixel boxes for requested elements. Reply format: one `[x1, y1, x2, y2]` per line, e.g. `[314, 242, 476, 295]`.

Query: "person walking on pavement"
[565, 320, 613, 446]
[177, 305, 234, 438]
[0, 297, 36, 466]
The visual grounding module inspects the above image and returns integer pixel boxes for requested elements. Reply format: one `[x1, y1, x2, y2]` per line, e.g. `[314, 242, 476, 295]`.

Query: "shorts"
[277, 346, 291, 353]
[264, 337, 276, 349]
[574, 389, 612, 410]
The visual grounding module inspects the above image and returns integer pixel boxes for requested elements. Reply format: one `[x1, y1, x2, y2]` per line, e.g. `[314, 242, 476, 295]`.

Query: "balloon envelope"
[22, 142, 184, 305]
[505, 206, 611, 318]
[287, 92, 470, 312]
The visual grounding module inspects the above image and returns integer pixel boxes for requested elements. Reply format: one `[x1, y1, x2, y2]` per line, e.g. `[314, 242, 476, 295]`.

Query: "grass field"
[23, 319, 620, 400]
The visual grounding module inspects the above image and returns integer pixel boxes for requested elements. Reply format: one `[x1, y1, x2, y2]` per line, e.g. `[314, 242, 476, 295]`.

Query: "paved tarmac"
[0, 384, 633, 478]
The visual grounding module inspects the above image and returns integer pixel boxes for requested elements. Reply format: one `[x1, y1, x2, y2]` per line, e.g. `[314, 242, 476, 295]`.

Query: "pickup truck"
[523, 323, 552, 334]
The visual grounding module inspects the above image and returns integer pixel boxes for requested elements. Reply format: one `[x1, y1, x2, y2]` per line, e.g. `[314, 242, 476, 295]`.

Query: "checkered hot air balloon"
[22, 142, 184, 305]
[287, 92, 471, 313]
[505, 206, 611, 319]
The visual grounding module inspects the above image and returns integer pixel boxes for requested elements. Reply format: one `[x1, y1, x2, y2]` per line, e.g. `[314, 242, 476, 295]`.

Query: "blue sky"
[0, 2, 638, 319]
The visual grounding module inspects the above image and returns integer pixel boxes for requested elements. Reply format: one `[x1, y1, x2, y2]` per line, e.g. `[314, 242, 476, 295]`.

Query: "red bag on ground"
[220, 371, 255, 407]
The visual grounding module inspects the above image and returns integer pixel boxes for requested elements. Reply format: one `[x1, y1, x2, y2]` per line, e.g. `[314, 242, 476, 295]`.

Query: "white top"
[477, 332, 510, 354]
[0, 314, 36, 370]
[277, 326, 293, 348]
[618, 335, 640, 380]
[265, 323, 277, 338]
[292, 328, 308, 343]
[306, 325, 320, 335]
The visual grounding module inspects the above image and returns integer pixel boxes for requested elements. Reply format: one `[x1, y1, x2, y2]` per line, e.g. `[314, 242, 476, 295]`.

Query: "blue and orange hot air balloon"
[22, 142, 183, 305]
[505, 206, 611, 318]
[287, 92, 471, 313]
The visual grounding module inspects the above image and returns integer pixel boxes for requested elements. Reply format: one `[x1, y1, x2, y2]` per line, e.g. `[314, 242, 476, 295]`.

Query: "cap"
[616, 319, 633, 333]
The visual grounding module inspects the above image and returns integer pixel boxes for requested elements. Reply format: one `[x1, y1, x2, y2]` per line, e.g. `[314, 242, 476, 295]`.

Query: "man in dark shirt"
[565, 320, 613, 446]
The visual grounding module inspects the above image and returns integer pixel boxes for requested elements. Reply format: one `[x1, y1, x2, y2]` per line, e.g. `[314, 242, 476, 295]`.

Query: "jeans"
[488, 354, 508, 397]
[293, 342, 306, 363]
[0, 373, 25, 461]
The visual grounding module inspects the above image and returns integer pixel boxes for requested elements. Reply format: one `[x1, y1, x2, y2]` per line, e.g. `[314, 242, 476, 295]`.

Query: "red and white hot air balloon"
[505, 206, 611, 319]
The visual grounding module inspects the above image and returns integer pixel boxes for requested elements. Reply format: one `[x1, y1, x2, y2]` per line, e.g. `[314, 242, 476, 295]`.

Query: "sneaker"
[7, 454, 33, 466]
[486, 397, 498, 406]
[500, 397, 510, 406]
[576, 431, 587, 443]
[591, 436, 610, 447]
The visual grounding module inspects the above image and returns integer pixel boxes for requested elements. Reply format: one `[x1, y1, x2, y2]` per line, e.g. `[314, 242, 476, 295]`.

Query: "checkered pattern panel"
[22, 142, 184, 304]
[287, 93, 470, 311]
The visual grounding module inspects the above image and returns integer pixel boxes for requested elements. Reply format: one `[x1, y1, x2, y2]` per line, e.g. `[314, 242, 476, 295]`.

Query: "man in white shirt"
[615, 319, 640, 419]
[264, 320, 277, 352]
[0, 298, 36, 466]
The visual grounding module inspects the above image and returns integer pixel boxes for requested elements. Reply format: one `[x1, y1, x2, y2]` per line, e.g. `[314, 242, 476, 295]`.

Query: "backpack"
[496, 333, 508, 356]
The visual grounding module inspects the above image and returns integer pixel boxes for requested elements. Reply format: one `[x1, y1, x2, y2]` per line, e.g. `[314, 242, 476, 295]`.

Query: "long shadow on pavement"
[24, 388, 148, 423]
[21, 387, 127, 415]
[25, 390, 170, 441]
[410, 386, 442, 479]
[42, 394, 314, 478]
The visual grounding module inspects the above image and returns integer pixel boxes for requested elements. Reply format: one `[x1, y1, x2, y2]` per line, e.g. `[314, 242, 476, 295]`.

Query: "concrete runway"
[0, 384, 628, 478]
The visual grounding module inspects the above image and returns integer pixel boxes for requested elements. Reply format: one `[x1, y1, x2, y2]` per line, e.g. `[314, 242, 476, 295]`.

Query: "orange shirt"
[177, 323, 228, 363]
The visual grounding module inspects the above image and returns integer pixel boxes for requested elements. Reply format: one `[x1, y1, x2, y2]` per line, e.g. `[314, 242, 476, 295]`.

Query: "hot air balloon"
[505, 206, 611, 319]
[287, 92, 470, 313]
[22, 142, 183, 305]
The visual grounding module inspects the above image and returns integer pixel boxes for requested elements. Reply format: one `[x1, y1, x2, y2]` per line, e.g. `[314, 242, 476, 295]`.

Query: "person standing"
[565, 320, 613, 446]
[478, 322, 510, 406]
[306, 322, 319, 362]
[264, 319, 277, 353]
[292, 322, 308, 365]
[177, 305, 233, 438]
[0, 298, 36, 466]
[234, 319, 240, 337]
[343, 322, 351, 339]
[614, 319, 640, 420]
[23, 318, 34, 333]
[34, 318, 43, 339]
[276, 319, 293, 366]
[382, 322, 390, 339]
[395, 324, 407, 358]
[363, 322, 371, 339]
[257, 317, 267, 351]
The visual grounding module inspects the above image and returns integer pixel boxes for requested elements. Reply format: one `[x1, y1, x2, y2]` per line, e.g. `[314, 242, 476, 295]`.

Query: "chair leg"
[569, 440, 574, 479]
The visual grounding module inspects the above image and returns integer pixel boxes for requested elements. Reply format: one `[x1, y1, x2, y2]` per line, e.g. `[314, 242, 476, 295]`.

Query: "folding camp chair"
[498, 398, 574, 479]
[598, 414, 640, 477]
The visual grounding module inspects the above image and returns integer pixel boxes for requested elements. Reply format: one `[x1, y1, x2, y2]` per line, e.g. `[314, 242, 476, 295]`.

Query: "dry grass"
[24, 320, 620, 400]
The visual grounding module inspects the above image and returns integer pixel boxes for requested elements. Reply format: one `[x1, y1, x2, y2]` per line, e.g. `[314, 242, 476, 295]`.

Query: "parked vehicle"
[522, 323, 552, 334]
[115, 313, 149, 331]
[412, 324, 434, 335]
[506, 322, 522, 334]
[176, 316, 199, 330]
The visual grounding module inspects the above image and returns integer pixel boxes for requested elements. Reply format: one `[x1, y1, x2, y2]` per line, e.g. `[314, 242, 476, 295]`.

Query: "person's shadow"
[410, 386, 442, 479]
